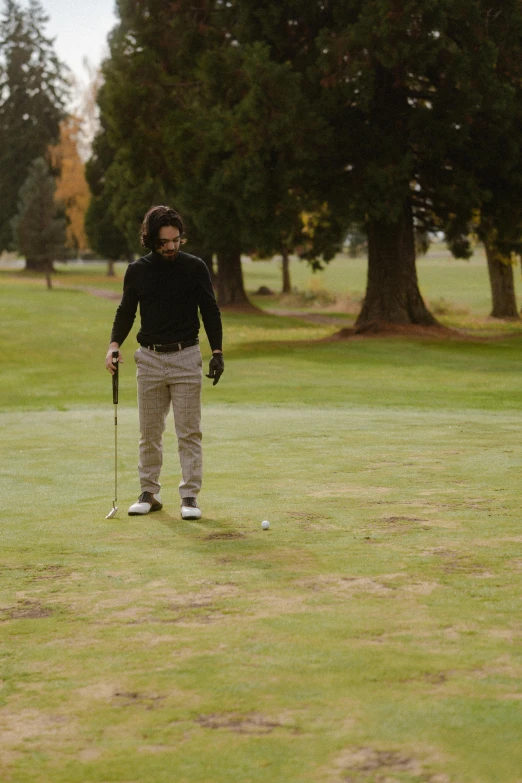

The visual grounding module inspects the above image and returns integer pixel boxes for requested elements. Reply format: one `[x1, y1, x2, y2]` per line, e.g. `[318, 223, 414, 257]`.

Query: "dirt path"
[63, 284, 121, 300]
[59, 285, 346, 323]
[264, 309, 350, 325]
[59, 284, 522, 340]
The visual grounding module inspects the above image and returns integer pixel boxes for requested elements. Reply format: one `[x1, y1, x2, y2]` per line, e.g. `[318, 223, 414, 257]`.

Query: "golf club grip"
[111, 350, 119, 404]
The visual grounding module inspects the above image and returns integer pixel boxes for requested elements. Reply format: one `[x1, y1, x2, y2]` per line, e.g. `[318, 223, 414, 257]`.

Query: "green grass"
[243, 245, 522, 334]
[4, 241, 520, 308]
[1, 262, 522, 782]
[241, 244, 520, 308]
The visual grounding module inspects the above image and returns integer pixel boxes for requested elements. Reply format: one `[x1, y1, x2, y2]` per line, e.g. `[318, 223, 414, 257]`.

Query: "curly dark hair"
[140, 205, 185, 250]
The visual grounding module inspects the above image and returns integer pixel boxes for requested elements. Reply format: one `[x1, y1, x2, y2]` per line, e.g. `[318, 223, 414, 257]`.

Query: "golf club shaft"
[112, 350, 119, 506]
[113, 402, 117, 504]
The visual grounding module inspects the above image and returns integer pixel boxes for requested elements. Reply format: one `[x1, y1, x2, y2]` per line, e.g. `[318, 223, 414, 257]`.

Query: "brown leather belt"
[140, 339, 199, 353]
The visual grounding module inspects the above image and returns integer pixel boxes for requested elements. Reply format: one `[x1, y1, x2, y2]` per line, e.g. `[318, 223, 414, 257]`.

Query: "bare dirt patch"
[487, 629, 518, 641]
[196, 712, 294, 735]
[24, 565, 71, 582]
[112, 691, 166, 709]
[76, 682, 120, 701]
[78, 747, 103, 761]
[420, 548, 483, 574]
[0, 564, 71, 584]
[301, 573, 439, 599]
[470, 656, 522, 680]
[153, 582, 240, 625]
[330, 746, 450, 782]
[0, 707, 76, 764]
[498, 536, 522, 544]
[74, 581, 240, 627]
[0, 600, 53, 620]
[418, 495, 494, 513]
[162, 598, 219, 622]
[336, 746, 422, 776]
[369, 516, 432, 534]
[308, 575, 395, 597]
[204, 531, 246, 540]
[381, 515, 425, 524]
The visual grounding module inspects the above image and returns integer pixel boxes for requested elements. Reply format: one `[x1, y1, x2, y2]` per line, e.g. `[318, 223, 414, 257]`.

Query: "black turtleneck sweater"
[110, 250, 223, 351]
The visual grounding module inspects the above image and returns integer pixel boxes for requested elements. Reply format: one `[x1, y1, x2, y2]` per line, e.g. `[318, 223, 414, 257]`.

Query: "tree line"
[0, 0, 92, 286]
[1, 1, 522, 323]
[86, 0, 522, 325]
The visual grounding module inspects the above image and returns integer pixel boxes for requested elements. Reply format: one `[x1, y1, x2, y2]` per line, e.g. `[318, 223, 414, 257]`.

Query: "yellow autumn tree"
[49, 116, 91, 253]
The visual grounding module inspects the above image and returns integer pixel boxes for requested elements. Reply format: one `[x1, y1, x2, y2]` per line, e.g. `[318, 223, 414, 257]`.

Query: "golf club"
[106, 350, 119, 519]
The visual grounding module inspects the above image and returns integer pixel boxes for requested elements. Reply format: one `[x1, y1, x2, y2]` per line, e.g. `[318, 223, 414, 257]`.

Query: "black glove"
[206, 353, 224, 386]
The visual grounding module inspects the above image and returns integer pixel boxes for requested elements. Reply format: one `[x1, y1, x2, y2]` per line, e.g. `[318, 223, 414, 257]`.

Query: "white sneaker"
[128, 491, 162, 516]
[181, 497, 201, 520]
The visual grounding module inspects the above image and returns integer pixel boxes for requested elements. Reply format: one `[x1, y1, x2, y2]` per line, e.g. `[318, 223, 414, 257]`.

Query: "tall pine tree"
[0, 0, 69, 256]
[12, 157, 66, 286]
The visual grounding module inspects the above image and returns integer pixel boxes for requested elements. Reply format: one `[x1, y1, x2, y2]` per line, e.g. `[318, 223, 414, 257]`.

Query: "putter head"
[105, 505, 118, 519]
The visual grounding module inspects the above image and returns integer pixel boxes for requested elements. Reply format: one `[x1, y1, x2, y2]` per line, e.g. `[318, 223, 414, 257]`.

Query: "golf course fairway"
[1, 261, 521, 783]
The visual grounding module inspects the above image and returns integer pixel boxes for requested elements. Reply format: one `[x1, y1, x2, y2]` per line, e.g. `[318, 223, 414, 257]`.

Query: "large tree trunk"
[216, 249, 250, 306]
[355, 203, 438, 331]
[106, 260, 115, 277]
[484, 242, 519, 319]
[25, 257, 56, 272]
[281, 249, 291, 294]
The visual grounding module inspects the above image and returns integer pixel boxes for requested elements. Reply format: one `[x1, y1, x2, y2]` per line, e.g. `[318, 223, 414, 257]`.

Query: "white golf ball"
[261, 520, 270, 530]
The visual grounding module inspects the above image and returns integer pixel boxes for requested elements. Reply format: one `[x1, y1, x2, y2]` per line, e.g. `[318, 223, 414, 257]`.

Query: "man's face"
[156, 225, 182, 259]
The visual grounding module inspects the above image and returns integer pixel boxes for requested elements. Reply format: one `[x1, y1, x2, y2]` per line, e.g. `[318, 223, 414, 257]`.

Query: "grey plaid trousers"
[134, 345, 203, 498]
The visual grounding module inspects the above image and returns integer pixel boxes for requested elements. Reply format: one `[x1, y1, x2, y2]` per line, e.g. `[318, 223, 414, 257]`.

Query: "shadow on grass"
[155, 514, 248, 539]
[230, 333, 522, 365]
[155, 515, 275, 560]
[156, 513, 219, 530]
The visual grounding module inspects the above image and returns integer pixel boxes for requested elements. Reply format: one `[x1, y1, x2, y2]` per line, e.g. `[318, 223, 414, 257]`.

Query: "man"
[105, 205, 224, 520]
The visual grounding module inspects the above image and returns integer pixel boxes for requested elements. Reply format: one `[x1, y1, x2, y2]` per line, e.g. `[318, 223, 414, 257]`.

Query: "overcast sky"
[40, 0, 118, 81]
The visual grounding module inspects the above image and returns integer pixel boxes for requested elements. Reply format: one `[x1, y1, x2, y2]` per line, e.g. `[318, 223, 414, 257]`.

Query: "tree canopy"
[88, 0, 522, 320]
[88, 0, 347, 304]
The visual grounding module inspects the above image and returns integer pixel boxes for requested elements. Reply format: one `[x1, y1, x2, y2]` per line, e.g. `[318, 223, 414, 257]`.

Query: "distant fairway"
[1, 261, 522, 782]
[18, 242, 521, 334]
